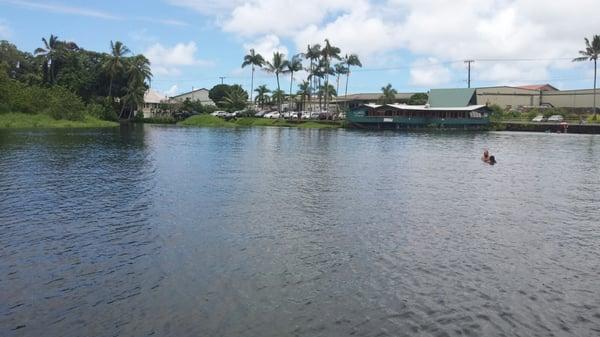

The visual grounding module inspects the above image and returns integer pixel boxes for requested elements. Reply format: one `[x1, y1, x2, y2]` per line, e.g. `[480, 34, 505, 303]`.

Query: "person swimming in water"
[489, 155, 496, 165]
[482, 149, 490, 163]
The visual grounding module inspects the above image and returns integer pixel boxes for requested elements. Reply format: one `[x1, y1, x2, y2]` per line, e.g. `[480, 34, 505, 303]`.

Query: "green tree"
[254, 85, 270, 109]
[379, 84, 397, 104]
[120, 78, 146, 120]
[209, 84, 232, 107]
[304, 44, 321, 109]
[318, 84, 337, 103]
[264, 52, 288, 111]
[34, 35, 78, 84]
[573, 35, 600, 119]
[297, 81, 311, 111]
[241, 49, 265, 104]
[408, 93, 428, 105]
[220, 85, 249, 111]
[286, 54, 303, 110]
[320, 39, 341, 111]
[271, 89, 286, 111]
[342, 54, 362, 110]
[334, 63, 348, 97]
[127, 55, 152, 85]
[102, 41, 130, 98]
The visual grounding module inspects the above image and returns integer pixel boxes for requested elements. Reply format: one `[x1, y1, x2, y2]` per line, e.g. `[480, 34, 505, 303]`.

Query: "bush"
[45, 86, 85, 121]
[87, 102, 117, 121]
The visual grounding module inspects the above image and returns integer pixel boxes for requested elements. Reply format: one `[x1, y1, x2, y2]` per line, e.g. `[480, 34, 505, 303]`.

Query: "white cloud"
[0, 19, 11, 38]
[410, 58, 452, 87]
[165, 85, 179, 96]
[243, 34, 288, 59]
[144, 42, 213, 76]
[170, 0, 600, 87]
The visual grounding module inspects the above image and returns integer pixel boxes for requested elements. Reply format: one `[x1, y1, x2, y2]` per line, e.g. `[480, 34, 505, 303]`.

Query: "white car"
[254, 111, 267, 117]
[532, 115, 545, 122]
[211, 111, 228, 117]
[310, 112, 321, 119]
[547, 115, 564, 122]
[264, 112, 281, 119]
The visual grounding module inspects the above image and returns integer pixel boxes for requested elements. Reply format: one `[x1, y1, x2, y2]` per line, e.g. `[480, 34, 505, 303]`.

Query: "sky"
[0, 0, 598, 97]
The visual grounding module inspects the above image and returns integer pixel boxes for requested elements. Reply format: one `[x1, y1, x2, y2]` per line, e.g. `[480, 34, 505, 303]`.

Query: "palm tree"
[241, 49, 265, 104]
[304, 44, 321, 109]
[334, 63, 348, 97]
[34, 34, 78, 84]
[271, 89, 286, 110]
[103, 41, 130, 98]
[286, 54, 303, 110]
[220, 86, 249, 111]
[573, 35, 600, 119]
[120, 78, 146, 120]
[254, 85, 271, 109]
[320, 39, 341, 112]
[264, 52, 288, 111]
[297, 81, 311, 111]
[380, 84, 397, 104]
[318, 84, 337, 103]
[342, 54, 362, 110]
[127, 55, 152, 85]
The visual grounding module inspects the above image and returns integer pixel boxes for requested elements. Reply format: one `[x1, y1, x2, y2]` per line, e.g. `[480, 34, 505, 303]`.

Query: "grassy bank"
[178, 115, 342, 129]
[0, 113, 118, 128]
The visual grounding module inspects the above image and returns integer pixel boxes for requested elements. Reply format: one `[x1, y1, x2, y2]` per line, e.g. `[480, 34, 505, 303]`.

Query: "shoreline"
[0, 113, 118, 129]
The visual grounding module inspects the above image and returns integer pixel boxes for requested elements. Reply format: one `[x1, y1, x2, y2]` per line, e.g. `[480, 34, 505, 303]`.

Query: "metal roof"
[428, 88, 476, 108]
[386, 104, 486, 111]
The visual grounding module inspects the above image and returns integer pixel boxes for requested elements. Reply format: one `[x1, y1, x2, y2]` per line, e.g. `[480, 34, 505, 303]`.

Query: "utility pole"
[219, 76, 226, 84]
[464, 60, 475, 88]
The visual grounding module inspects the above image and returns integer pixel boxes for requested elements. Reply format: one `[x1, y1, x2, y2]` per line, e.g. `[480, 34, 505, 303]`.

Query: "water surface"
[1, 125, 599, 336]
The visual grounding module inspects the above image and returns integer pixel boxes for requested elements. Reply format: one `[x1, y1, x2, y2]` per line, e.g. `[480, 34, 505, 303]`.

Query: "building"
[475, 84, 599, 111]
[169, 88, 215, 106]
[142, 89, 169, 118]
[347, 88, 489, 129]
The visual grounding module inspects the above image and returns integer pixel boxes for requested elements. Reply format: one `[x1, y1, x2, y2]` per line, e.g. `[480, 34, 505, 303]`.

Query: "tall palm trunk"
[276, 73, 281, 112]
[594, 58, 597, 118]
[108, 75, 114, 98]
[289, 71, 294, 111]
[344, 72, 350, 111]
[250, 66, 255, 105]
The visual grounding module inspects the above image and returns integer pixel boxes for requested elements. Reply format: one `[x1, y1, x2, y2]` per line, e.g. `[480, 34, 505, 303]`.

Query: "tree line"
[0, 35, 151, 121]
[241, 39, 362, 113]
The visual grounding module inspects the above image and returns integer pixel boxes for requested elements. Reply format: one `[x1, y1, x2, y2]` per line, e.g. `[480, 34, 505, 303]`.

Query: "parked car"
[254, 111, 267, 117]
[211, 111, 228, 117]
[264, 112, 281, 119]
[310, 112, 321, 119]
[531, 115, 545, 122]
[547, 115, 564, 122]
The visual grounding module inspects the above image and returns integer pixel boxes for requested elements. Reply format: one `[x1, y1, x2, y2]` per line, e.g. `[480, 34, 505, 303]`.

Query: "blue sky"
[0, 0, 598, 97]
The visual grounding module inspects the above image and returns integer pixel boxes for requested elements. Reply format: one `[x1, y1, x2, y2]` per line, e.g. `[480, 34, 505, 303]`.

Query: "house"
[142, 89, 168, 118]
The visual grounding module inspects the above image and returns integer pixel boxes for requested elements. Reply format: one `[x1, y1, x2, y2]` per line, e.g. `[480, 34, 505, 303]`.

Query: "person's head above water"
[489, 155, 496, 164]
[483, 149, 489, 158]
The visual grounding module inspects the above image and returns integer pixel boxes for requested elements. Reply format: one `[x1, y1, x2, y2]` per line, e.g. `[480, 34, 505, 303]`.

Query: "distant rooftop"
[428, 88, 477, 108]
[515, 84, 559, 91]
[144, 89, 167, 104]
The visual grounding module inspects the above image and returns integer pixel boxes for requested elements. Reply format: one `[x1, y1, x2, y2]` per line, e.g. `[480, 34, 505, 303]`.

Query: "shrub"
[45, 86, 85, 121]
[87, 102, 117, 121]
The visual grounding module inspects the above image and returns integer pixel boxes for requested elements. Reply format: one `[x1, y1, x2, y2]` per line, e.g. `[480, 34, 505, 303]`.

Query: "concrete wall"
[476, 86, 540, 108]
[542, 89, 600, 109]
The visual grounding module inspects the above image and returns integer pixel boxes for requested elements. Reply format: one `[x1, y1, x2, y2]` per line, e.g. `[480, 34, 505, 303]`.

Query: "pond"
[1, 125, 599, 336]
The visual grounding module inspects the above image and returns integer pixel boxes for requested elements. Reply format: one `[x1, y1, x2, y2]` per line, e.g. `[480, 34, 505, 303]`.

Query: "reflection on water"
[1, 125, 599, 337]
